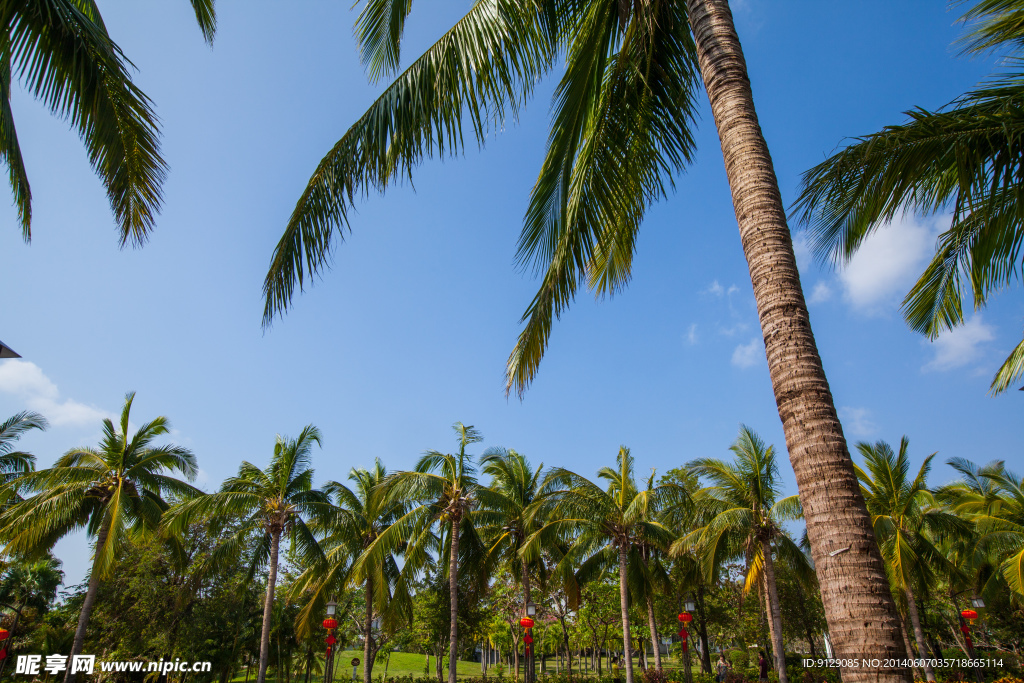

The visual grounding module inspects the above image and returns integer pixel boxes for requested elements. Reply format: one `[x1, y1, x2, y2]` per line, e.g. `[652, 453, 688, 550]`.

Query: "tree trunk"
[697, 586, 712, 674]
[904, 585, 935, 682]
[513, 635, 521, 681]
[365, 576, 376, 683]
[522, 560, 532, 683]
[760, 540, 788, 683]
[646, 595, 662, 672]
[64, 518, 110, 683]
[448, 516, 461, 683]
[681, 2, 909, 681]
[899, 618, 924, 682]
[617, 545, 634, 683]
[256, 529, 283, 683]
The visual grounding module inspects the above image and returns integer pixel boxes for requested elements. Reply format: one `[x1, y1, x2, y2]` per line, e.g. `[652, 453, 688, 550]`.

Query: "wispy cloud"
[686, 324, 699, 345]
[837, 214, 942, 313]
[808, 281, 832, 304]
[0, 360, 112, 427]
[704, 280, 724, 296]
[923, 316, 995, 372]
[732, 338, 762, 369]
[839, 406, 877, 438]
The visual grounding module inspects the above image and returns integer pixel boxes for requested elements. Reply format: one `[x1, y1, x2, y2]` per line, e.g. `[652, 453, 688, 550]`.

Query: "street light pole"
[522, 603, 537, 683]
[951, 593, 983, 683]
[324, 600, 339, 683]
[679, 596, 696, 683]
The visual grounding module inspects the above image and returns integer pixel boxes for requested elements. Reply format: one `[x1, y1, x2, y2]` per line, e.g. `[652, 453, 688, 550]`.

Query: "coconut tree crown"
[1, 392, 198, 576]
[164, 424, 331, 575]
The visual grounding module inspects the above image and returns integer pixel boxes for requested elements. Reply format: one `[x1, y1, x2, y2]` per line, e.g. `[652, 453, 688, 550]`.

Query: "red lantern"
[961, 609, 978, 622]
[323, 617, 338, 630]
[326, 635, 337, 645]
[678, 612, 692, 623]
[0, 629, 8, 641]
[0, 649, 6, 661]
[520, 617, 534, 628]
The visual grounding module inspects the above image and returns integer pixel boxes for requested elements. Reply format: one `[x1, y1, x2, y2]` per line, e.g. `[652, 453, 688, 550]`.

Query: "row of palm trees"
[2, 399, 1023, 683]
[9, 3, 1023, 682]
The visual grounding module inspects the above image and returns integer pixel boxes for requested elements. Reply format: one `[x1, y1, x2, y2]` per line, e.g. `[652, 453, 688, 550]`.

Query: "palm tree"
[0, 554, 63, 675]
[0, 392, 198, 683]
[686, 426, 810, 683]
[793, 0, 1024, 394]
[477, 447, 547, 683]
[292, 459, 411, 683]
[949, 463, 1024, 597]
[0, 411, 46, 507]
[525, 447, 685, 683]
[0, 0, 216, 243]
[364, 422, 488, 683]
[260, 1, 909, 673]
[854, 438, 970, 682]
[164, 424, 330, 683]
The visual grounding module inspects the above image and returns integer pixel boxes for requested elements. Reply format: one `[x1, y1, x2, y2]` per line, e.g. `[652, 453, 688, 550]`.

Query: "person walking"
[716, 653, 730, 683]
[758, 651, 770, 683]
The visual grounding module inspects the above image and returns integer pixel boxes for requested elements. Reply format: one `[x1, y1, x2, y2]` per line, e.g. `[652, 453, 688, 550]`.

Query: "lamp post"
[951, 592, 983, 683]
[679, 605, 694, 683]
[324, 600, 339, 683]
[523, 602, 537, 683]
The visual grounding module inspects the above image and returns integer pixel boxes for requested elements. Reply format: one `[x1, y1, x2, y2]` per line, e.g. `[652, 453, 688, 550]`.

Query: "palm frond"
[261, 0, 555, 325]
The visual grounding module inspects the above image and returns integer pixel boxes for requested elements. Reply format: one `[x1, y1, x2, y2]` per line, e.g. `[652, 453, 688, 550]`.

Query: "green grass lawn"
[229, 651, 483, 682]
[231, 652, 695, 683]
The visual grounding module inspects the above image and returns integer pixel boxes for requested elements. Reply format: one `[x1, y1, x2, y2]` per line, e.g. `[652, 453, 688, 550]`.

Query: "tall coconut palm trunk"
[617, 545, 634, 683]
[448, 518, 461, 683]
[364, 576, 375, 683]
[760, 540, 788, 683]
[522, 558, 533, 683]
[257, 529, 283, 683]
[681, 1, 909, 680]
[646, 595, 662, 672]
[904, 586, 935, 682]
[64, 519, 110, 683]
[696, 588, 712, 674]
[898, 619, 924, 682]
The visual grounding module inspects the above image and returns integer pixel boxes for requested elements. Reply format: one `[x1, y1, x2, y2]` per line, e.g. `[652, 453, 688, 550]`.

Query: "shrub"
[642, 669, 668, 683]
[729, 651, 749, 670]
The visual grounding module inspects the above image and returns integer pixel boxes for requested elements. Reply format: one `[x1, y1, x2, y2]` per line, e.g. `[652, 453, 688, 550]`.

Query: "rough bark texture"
[618, 545, 634, 683]
[646, 595, 663, 671]
[448, 518, 460, 683]
[64, 520, 110, 683]
[905, 586, 936, 681]
[682, 1, 910, 680]
[760, 540, 788, 683]
[256, 529, 282, 683]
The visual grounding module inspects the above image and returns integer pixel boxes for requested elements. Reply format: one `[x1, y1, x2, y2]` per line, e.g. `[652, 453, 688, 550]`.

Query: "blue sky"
[1, 1, 1021, 588]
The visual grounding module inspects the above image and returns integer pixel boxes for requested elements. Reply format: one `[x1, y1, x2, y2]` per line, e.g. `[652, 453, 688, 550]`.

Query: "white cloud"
[837, 214, 942, 313]
[704, 280, 724, 296]
[808, 281, 832, 304]
[732, 338, 762, 368]
[923, 316, 995, 372]
[839, 406, 876, 438]
[686, 324, 699, 345]
[0, 360, 112, 427]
